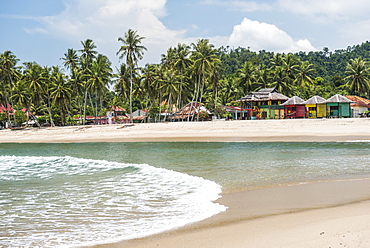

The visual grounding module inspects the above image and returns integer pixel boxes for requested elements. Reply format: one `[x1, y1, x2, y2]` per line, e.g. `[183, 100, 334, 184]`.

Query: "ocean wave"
[0, 156, 227, 247]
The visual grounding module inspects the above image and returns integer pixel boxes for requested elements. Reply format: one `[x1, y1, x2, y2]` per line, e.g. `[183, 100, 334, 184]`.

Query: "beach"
[1, 118, 370, 143]
[1, 118, 370, 247]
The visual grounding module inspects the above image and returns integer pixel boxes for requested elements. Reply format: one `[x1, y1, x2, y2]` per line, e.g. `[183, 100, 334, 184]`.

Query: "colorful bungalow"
[280, 96, 306, 119]
[345, 95, 370, 117]
[239, 88, 289, 119]
[303, 96, 326, 118]
[324, 94, 353, 118]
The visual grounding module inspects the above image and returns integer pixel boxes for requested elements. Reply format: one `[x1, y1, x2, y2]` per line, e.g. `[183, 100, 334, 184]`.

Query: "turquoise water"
[1, 142, 370, 247]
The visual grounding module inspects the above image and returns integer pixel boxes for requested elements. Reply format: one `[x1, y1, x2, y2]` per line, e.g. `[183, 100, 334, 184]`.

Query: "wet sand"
[91, 179, 370, 248]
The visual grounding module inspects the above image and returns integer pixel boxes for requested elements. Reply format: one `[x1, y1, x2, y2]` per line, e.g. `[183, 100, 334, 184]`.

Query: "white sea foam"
[0, 156, 227, 247]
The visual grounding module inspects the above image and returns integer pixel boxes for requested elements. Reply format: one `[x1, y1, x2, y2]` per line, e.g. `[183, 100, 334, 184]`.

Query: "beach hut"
[303, 96, 326, 118]
[223, 106, 250, 120]
[172, 102, 212, 121]
[345, 95, 370, 117]
[239, 88, 289, 119]
[280, 96, 306, 119]
[324, 94, 354, 118]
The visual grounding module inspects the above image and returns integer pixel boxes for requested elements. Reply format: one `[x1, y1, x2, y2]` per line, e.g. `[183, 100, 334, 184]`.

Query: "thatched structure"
[172, 102, 212, 121]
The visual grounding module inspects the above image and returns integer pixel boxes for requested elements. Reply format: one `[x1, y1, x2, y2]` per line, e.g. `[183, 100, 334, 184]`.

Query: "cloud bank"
[228, 18, 316, 53]
[27, 0, 319, 66]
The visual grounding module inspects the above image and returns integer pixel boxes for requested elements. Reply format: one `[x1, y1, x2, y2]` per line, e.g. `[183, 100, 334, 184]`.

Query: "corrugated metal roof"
[281, 96, 305, 106]
[324, 94, 354, 103]
[303, 96, 326, 104]
[239, 88, 289, 101]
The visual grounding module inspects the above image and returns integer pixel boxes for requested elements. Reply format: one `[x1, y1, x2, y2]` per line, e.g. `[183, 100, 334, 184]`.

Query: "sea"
[1, 142, 370, 247]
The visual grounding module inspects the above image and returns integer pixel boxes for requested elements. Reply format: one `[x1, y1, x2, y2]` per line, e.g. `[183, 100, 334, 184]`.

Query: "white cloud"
[31, 0, 185, 65]
[228, 18, 316, 53]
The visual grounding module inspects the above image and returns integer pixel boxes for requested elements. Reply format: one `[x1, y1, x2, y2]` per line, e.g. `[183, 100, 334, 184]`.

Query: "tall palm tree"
[191, 39, 221, 109]
[237, 61, 256, 95]
[117, 29, 146, 123]
[22, 62, 55, 126]
[61, 48, 79, 73]
[345, 57, 370, 96]
[79, 39, 97, 69]
[0, 51, 20, 124]
[294, 61, 316, 88]
[50, 72, 72, 125]
[174, 43, 192, 110]
[85, 54, 112, 124]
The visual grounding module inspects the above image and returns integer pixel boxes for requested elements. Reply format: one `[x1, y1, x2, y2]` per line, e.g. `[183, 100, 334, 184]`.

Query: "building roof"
[303, 96, 326, 105]
[173, 102, 212, 117]
[239, 88, 289, 102]
[131, 109, 149, 117]
[324, 94, 354, 103]
[345, 95, 370, 107]
[280, 96, 305, 106]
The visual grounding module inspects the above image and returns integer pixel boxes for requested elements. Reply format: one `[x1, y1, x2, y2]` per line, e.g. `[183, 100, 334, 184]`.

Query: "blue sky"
[1, 0, 370, 69]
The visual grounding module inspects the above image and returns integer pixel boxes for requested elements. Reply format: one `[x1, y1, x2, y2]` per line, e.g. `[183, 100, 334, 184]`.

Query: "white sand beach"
[1, 118, 370, 143]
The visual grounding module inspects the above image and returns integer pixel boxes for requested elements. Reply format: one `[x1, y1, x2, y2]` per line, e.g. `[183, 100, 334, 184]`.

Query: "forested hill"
[217, 41, 370, 82]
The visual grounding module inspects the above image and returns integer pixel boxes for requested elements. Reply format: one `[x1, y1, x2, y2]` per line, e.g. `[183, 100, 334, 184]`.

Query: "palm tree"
[191, 39, 221, 116]
[237, 61, 256, 95]
[117, 29, 147, 123]
[50, 72, 72, 125]
[85, 54, 112, 124]
[270, 66, 292, 96]
[22, 62, 55, 126]
[345, 57, 370, 96]
[174, 43, 192, 109]
[79, 39, 97, 68]
[294, 61, 316, 88]
[0, 51, 20, 124]
[61, 48, 79, 73]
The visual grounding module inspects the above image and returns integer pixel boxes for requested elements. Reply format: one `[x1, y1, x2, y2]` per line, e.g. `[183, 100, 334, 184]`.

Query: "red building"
[280, 96, 306, 119]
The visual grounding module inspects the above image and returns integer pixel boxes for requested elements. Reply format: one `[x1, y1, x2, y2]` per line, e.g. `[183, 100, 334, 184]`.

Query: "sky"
[1, 0, 370, 69]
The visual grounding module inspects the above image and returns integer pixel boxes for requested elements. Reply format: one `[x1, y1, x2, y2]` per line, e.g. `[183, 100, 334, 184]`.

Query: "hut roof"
[303, 96, 326, 105]
[345, 95, 370, 107]
[324, 94, 354, 103]
[175, 102, 212, 115]
[280, 96, 305, 106]
[239, 88, 289, 102]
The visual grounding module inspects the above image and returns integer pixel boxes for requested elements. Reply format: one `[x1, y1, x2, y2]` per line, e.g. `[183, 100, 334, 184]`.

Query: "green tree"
[345, 57, 370, 96]
[117, 29, 147, 123]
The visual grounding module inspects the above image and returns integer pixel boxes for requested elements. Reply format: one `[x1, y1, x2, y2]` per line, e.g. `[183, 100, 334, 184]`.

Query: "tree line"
[1, 29, 370, 126]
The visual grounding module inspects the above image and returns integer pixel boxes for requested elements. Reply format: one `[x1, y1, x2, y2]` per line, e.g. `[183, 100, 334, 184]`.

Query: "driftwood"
[117, 124, 135, 129]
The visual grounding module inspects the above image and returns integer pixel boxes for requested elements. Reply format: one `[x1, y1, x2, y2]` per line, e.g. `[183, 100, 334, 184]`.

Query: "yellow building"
[303, 96, 326, 118]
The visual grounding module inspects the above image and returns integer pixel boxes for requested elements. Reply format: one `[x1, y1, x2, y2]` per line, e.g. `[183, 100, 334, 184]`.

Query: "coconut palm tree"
[85, 54, 112, 124]
[50, 72, 72, 125]
[61, 48, 79, 73]
[117, 29, 147, 123]
[22, 62, 55, 126]
[191, 39, 221, 113]
[0, 51, 20, 124]
[345, 57, 370, 96]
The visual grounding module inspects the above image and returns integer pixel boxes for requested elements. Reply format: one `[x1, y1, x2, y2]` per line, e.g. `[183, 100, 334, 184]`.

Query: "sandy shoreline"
[2, 118, 370, 247]
[1, 118, 370, 143]
[88, 179, 370, 248]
